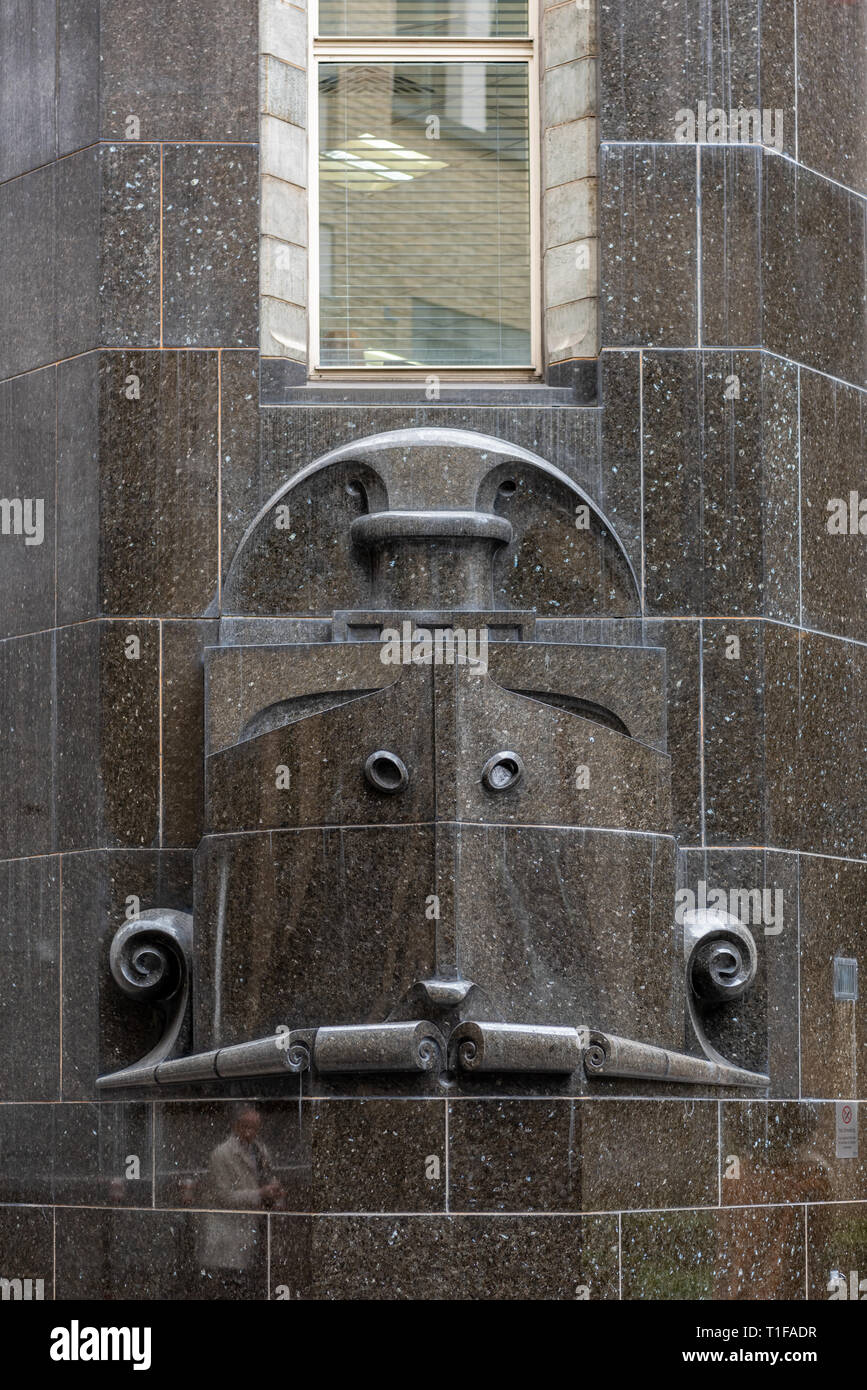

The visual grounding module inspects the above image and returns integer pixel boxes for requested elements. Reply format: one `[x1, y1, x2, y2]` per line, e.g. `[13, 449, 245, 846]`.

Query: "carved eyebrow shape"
[238, 689, 378, 745]
[498, 687, 632, 739]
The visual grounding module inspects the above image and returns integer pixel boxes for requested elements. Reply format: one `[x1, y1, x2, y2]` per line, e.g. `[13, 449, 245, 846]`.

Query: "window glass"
[317, 0, 529, 38]
[318, 62, 532, 368]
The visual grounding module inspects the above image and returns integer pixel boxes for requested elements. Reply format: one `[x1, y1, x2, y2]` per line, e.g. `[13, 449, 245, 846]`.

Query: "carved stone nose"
[350, 508, 513, 609]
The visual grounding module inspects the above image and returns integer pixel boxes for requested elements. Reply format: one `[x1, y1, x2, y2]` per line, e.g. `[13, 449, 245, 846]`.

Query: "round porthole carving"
[481, 751, 524, 793]
[364, 750, 409, 794]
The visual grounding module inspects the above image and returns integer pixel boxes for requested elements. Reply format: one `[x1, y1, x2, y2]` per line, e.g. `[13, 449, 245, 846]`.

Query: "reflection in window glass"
[317, 0, 529, 38]
[318, 63, 532, 368]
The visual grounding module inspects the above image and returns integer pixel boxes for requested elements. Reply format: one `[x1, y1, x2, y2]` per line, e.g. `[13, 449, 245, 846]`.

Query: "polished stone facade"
[0, 0, 865, 1300]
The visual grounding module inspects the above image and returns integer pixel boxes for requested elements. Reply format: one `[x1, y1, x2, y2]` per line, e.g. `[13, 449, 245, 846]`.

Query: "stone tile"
[543, 58, 595, 128]
[56, 353, 99, 625]
[260, 295, 307, 362]
[705, 622, 864, 863]
[57, 0, 100, 156]
[0, 1206, 54, 1297]
[55, 621, 160, 852]
[579, 1099, 718, 1211]
[56, 1206, 266, 1299]
[0, 1101, 152, 1206]
[701, 147, 762, 347]
[218, 616, 331, 647]
[260, 56, 306, 128]
[261, 0, 307, 65]
[100, 0, 259, 142]
[218, 349, 259, 586]
[453, 827, 681, 1045]
[0, 151, 99, 378]
[546, 299, 599, 362]
[799, 855, 867, 1100]
[643, 352, 766, 615]
[97, 352, 219, 617]
[598, 0, 765, 144]
[762, 621, 801, 850]
[622, 1205, 805, 1299]
[98, 145, 160, 347]
[702, 620, 767, 843]
[448, 1099, 717, 1212]
[599, 145, 697, 348]
[646, 618, 703, 843]
[0, 366, 56, 638]
[261, 174, 307, 246]
[797, 633, 867, 858]
[261, 234, 306, 306]
[598, 350, 642, 578]
[807, 1203, 867, 1299]
[0, 857, 60, 1102]
[722, 1102, 867, 1206]
[800, 369, 867, 644]
[763, 158, 866, 390]
[193, 828, 436, 1046]
[0, 0, 56, 181]
[54, 623, 101, 849]
[0, 630, 54, 858]
[448, 1099, 583, 1211]
[760, 355, 801, 625]
[154, 1098, 446, 1215]
[162, 620, 218, 848]
[0, 164, 56, 380]
[154, 1099, 311, 1211]
[544, 238, 596, 309]
[678, 848, 800, 1096]
[543, 0, 596, 71]
[56, 147, 101, 363]
[60, 849, 194, 1099]
[796, 0, 867, 196]
[311, 1099, 445, 1212]
[759, 0, 798, 159]
[544, 117, 596, 191]
[261, 115, 307, 189]
[162, 145, 259, 348]
[270, 1213, 619, 1299]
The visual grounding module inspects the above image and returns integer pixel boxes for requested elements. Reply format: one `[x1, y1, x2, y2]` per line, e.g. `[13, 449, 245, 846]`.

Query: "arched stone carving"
[222, 427, 640, 616]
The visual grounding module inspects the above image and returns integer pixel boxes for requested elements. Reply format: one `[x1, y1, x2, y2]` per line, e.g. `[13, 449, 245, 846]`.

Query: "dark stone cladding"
[0, 0, 865, 1303]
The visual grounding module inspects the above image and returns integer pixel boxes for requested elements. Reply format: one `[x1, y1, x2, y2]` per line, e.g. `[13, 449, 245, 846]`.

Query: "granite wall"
[0, 0, 865, 1301]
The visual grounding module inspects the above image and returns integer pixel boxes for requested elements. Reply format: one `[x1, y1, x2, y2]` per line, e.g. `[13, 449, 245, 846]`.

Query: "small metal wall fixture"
[97, 428, 770, 1094]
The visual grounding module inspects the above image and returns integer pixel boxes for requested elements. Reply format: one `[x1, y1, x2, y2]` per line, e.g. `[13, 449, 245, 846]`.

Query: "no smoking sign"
[836, 1102, 858, 1158]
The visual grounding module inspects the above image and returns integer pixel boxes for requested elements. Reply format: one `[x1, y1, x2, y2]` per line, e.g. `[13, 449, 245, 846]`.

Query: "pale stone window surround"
[542, 0, 598, 362]
[259, 0, 598, 375]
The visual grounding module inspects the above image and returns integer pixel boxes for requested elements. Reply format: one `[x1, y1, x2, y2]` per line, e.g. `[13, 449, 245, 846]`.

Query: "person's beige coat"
[197, 1134, 270, 1271]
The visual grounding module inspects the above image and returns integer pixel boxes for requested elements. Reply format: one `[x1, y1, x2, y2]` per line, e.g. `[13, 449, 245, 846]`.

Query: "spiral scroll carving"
[417, 1036, 444, 1072]
[285, 1041, 311, 1073]
[109, 910, 192, 1002]
[107, 910, 194, 1073]
[688, 927, 757, 1005]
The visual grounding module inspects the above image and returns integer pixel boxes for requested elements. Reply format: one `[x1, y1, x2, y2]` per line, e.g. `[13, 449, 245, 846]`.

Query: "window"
[310, 1, 539, 377]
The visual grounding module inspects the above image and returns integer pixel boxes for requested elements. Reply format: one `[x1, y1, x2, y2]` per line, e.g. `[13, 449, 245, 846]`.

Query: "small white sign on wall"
[836, 1101, 858, 1159]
